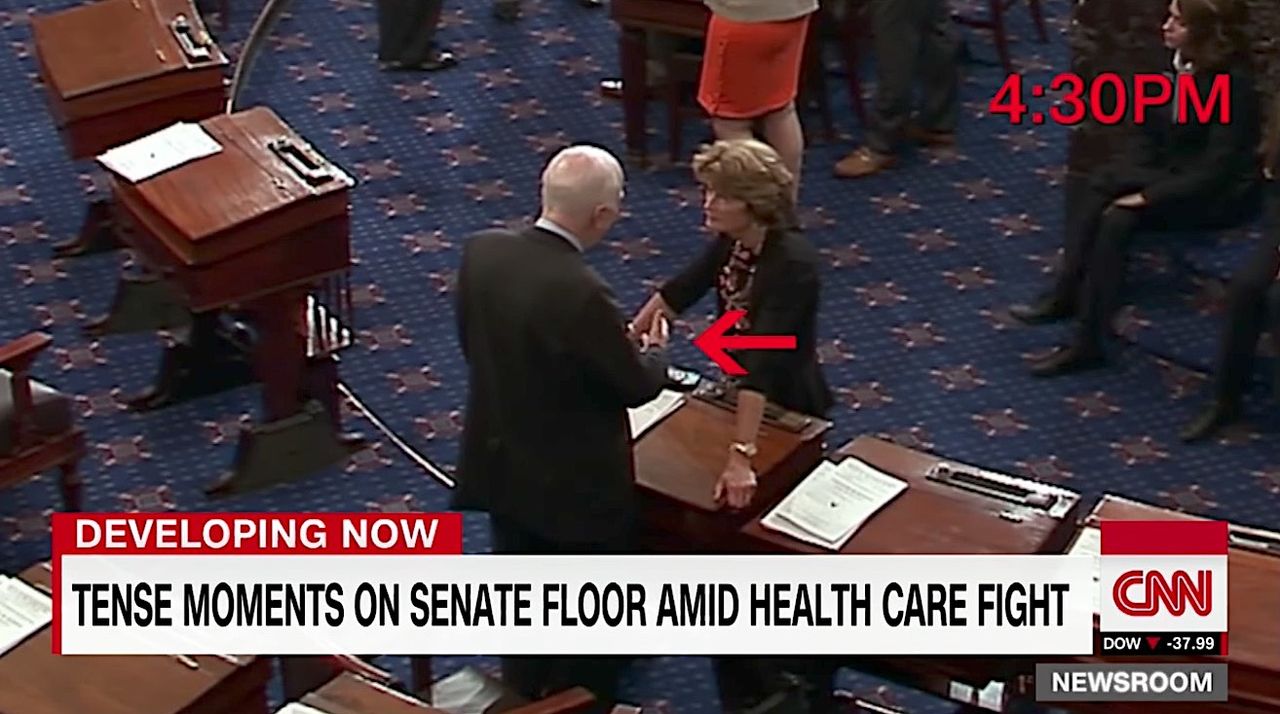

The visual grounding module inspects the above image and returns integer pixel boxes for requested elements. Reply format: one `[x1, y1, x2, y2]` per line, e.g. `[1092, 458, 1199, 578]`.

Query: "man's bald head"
[539, 145, 625, 246]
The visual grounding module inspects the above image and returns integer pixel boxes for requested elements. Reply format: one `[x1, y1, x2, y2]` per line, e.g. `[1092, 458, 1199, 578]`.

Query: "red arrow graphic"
[1146, 636, 1162, 650]
[693, 310, 797, 376]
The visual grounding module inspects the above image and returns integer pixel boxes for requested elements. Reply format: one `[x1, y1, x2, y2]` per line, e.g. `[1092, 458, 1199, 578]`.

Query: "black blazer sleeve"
[659, 236, 731, 313]
[567, 284, 669, 408]
[737, 245, 819, 398]
[1143, 68, 1259, 206]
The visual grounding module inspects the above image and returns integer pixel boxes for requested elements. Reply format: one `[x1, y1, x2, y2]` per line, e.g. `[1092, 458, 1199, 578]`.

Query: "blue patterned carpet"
[2, 0, 1278, 711]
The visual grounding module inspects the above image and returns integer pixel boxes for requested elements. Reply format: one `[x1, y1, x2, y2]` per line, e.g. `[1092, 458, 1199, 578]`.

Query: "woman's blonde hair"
[692, 139, 795, 228]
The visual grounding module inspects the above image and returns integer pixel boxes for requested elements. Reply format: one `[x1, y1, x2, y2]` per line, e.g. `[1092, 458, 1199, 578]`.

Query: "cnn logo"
[1112, 569, 1212, 617]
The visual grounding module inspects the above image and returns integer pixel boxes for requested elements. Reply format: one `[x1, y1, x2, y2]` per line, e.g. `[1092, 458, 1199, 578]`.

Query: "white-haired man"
[452, 145, 668, 709]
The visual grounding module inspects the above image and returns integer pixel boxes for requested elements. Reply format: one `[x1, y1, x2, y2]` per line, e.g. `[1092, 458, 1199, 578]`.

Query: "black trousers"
[489, 515, 633, 714]
[376, 0, 443, 65]
[865, 0, 960, 154]
[1051, 174, 1258, 349]
[1213, 235, 1280, 403]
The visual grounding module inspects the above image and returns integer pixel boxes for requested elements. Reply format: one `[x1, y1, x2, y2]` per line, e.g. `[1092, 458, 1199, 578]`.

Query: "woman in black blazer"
[1014, 0, 1262, 376]
[631, 137, 836, 713]
[1182, 101, 1280, 441]
[631, 138, 832, 509]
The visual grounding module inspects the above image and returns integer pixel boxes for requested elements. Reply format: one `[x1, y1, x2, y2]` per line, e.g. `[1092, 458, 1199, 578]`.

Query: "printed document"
[1069, 526, 1102, 614]
[276, 705, 326, 714]
[761, 458, 908, 550]
[628, 390, 684, 440]
[98, 121, 222, 183]
[0, 575, 53, 656]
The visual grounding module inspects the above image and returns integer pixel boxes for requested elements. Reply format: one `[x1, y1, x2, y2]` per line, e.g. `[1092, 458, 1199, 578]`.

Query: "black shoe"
[1180, 400, 1240, 443]
[599, 78, 623, 100]
[1010, 295, 1072, 324]
[1030, 345, 1105, 377]
[384, 48, 457, 72]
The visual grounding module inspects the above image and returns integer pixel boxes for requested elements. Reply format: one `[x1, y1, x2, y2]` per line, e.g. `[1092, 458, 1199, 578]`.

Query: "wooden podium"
[1044, 495, 1280, 714]
[102, 106, 361, 494]
[633, 389, 830, 553]
[0, 563, 271, 714]
[31, 0, 227, 257]
[739, 436, 1084, 712]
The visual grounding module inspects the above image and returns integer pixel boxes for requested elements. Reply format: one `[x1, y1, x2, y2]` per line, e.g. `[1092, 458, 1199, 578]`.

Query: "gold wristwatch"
[729, 441, 758, 459]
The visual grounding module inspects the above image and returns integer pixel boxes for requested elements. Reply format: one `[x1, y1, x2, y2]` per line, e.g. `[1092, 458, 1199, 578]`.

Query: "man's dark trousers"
[490, 515, 633, 713]
[865, 0, 960, 154]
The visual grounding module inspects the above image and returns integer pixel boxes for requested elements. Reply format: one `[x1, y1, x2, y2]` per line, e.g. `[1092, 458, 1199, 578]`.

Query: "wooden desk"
[634, 395, 829, 553]
[740, 436, 1084, 711]
[32, 0, 227, 256]
[297, 672, 440, 714]
[609, 0, 707, 162]
[1037, 495, 1280, 714]
[0, 564, 270, 714]
[105, 106, 361, 494]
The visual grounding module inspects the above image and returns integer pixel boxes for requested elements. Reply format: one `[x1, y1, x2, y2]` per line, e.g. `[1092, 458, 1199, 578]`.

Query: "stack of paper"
[0, 575, 53, 656]
[1068, 526, 1102, 615]
[97, 121, 223, 183]
[275, 704, 326, 714]
[761, 458, 908, 550]
[627, 389, 685, 440]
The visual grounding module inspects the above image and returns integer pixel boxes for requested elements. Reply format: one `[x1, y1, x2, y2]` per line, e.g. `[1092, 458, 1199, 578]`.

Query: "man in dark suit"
[453, 145, 669, 710]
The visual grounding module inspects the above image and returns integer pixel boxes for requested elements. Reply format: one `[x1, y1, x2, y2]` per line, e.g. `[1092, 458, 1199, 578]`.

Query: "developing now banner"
[50, 513, 1094, 656]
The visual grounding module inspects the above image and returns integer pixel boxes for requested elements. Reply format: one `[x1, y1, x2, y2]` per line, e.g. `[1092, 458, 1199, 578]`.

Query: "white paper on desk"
[0, 575, 53, 657]
[627, 389, 684, 440]
[274, 704, 326, 714]
[761, 458, 908, 550]
[977, 681, 1005, 711]
[97, 121, 222, 183]
[1069, 526, 1102, 615]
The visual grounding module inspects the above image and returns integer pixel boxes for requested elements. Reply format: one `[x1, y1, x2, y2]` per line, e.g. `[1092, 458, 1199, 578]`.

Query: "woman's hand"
[1111, 193, 1147, 209]
[629, 293, 672, 341]
[714, 453, 757, 509]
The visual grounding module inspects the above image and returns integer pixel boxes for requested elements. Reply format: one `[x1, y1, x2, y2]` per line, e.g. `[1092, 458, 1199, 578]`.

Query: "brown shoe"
[904, 124, 956, 147]
[834, 147, 896, 178]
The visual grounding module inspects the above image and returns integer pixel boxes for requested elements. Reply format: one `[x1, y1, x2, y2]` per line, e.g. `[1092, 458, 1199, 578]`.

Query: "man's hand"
[629, 293, 670, 341]
[713, 454, 757, 509]
[641, 314, 669, 351]
[1111, 193, 1147, 209]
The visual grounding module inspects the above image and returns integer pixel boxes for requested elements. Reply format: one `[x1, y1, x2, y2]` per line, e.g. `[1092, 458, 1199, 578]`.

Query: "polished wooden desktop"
[294, 670, 597, 714]
[0, 563, 270, 714]
[105, 106, 359, 492]
[1037, 495, 1280, 714]
[32, 0, 227, 256]
[740, 436, 1085, 712]
[633, 393, 830, 553]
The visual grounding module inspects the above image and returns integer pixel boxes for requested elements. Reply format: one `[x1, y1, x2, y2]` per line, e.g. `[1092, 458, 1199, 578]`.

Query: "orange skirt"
[697, 12, 812, 120]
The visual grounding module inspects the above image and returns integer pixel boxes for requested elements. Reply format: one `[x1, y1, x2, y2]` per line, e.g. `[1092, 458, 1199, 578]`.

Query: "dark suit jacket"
[1104, 56, 1261, 214]
[659, 228, 832, 417]
[452, 227, 668, 544]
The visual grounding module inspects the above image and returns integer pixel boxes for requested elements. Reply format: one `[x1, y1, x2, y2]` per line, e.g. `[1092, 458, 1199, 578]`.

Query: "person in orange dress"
[697, 0, 818, 200]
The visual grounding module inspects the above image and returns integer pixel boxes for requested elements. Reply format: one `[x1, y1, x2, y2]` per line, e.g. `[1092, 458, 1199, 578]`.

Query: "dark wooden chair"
[281, 655, 598, 713]
[0, 332, 85, 512]
[954, 0, 1048, 74]
[657, 25, 836, 165]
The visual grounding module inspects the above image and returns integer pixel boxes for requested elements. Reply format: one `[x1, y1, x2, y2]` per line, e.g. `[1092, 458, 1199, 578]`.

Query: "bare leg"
[759, 102, 804, 201]
[710, 117, 753, 141]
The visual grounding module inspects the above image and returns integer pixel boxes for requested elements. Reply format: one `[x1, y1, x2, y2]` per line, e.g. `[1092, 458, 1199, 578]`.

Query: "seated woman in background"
[630, 138, 836, 712]
[696, 0, 817, 200]
[1013, 0, 1262, 377]
[1182, 98, 1280, 442]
